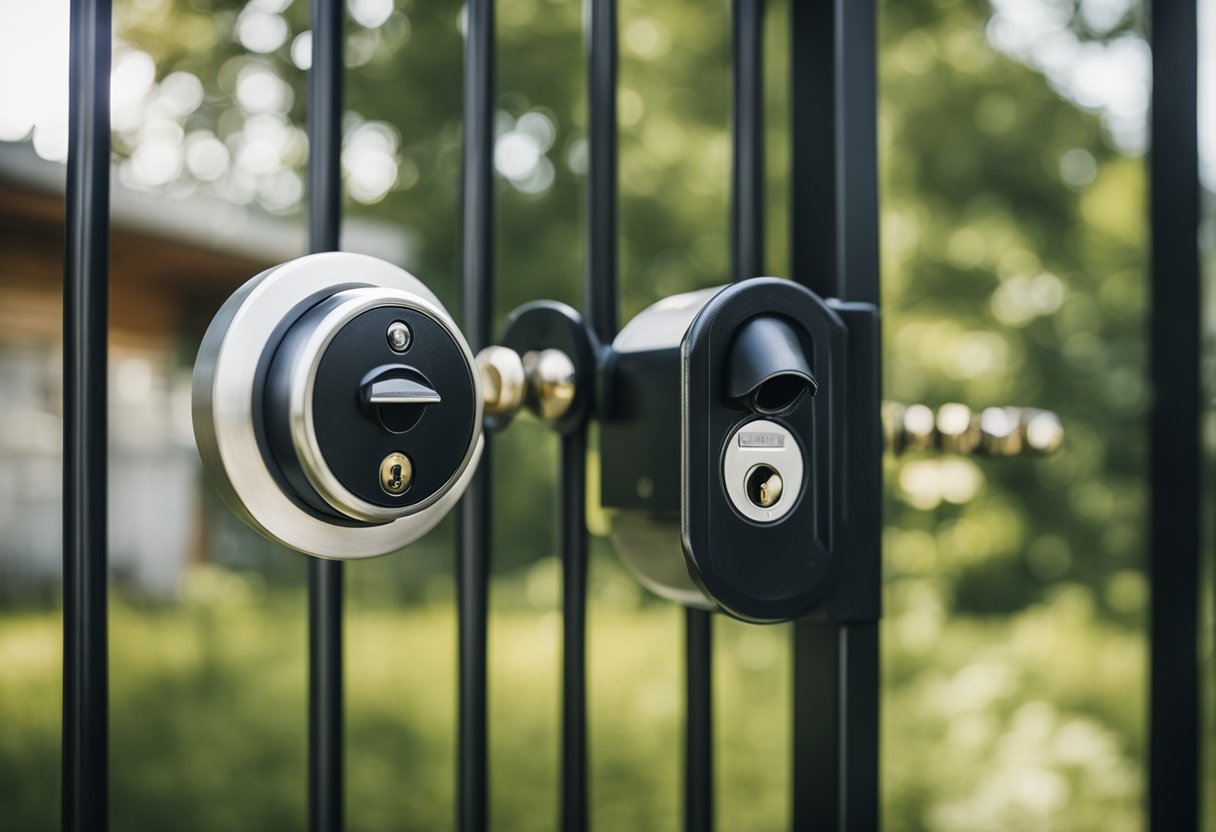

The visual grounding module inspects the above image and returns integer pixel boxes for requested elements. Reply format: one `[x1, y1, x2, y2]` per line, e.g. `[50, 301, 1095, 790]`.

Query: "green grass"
[0, 573, 1143, 831]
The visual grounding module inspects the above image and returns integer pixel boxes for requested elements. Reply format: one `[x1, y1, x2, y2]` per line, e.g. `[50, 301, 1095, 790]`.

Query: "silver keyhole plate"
[192, 252, 484, 560]
[721, 419, 804, 523]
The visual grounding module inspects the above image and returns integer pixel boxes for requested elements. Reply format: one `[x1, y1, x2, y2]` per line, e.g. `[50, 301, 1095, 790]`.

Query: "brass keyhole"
[745, 464, 783, 508]
[379, 452, 413, 496]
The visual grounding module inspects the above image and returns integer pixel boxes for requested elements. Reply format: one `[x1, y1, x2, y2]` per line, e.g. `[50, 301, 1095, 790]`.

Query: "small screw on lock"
[386, 321, 412, 353]
[379, 452, 413, 495]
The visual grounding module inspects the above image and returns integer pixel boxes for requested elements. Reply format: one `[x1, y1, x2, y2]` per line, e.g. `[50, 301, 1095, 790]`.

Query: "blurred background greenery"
[0, 0, 1207, 828]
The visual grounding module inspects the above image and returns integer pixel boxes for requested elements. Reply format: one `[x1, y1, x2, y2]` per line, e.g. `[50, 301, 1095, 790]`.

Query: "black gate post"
[62, 0, 112, 828]
[790, 0, 881, 829]
[1148, 0, 1202, 827]
[458, 0, 495, 828]
[306, 0, 346, 828]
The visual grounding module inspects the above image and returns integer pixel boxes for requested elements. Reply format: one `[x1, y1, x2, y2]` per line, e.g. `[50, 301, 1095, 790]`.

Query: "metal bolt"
[523, 348, 577, 423]
[379, 452, 413, 495]
[386, 320, 412, 353]
[475, 345, 578, 425]
[476, 346, 527, 418]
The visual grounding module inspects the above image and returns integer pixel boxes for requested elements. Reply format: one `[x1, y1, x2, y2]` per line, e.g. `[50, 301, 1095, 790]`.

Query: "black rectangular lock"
[600, 278, 881, 623]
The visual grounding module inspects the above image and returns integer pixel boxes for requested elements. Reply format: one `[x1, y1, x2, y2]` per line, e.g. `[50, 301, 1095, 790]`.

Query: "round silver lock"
[192, 252, 484, 560]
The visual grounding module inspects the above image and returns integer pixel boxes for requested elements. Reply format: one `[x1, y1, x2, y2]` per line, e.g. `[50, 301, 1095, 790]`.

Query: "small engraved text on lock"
[738, 431, 785, 448]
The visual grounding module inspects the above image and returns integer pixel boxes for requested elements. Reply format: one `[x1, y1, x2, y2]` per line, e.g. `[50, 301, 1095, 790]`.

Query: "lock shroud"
[601, 278, 880, 623]
[193, 253, 484, 559]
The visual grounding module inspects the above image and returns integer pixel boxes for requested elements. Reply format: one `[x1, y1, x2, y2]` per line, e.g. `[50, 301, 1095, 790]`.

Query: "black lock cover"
[682, 279, 848, 623]
[313, 306, 476, 507]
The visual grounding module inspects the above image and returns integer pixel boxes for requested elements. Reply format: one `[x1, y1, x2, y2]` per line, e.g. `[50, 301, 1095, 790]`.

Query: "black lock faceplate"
[682, 279, 848, 623]
[311, 306, 477, 507]
[265, 302, 477, 516]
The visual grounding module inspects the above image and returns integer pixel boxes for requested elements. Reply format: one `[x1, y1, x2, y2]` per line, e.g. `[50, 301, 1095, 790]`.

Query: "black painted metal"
[1148, 0, 1202, 827]
[62, 0, 111, 828]
[790, 1, 881, 830]
[458, 0, 494, 828]
[308, 563, 343, 832]
[587, 0, 619, 344]
[790, 0, 834, 299]
[731, 0, 764, 283]
[791, 0, 880, 305]
[792, 621, 880, 831]
[494, 301, 598, 831]
[678, 2, 766, 828]
[561, 430, 589, 832]
[684, 608, 714, 832]
[307, 0, 345, 828]
[456, 475, 490, 832]
[677, 3, 767, 828]
[561, 2, 618, 826]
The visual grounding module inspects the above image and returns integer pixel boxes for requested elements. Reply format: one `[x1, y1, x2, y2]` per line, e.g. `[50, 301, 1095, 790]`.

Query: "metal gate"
[56, 0, 1205, 830]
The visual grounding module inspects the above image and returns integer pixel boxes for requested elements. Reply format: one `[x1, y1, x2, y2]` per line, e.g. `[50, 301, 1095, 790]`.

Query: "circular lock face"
[193, 253, 484, 559]
[265, 287, 480, 523]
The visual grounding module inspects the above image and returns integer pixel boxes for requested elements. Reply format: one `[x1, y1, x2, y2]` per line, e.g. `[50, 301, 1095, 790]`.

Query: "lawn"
[0, 564, 1144, 831]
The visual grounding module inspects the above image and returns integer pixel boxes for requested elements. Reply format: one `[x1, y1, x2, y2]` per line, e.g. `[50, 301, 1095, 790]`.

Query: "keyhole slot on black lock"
[744, 463, 783, 509]
[379, 452, 413, 496]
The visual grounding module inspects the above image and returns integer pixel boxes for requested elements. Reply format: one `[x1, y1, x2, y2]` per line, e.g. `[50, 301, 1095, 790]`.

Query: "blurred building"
[0, 140, 409, 599]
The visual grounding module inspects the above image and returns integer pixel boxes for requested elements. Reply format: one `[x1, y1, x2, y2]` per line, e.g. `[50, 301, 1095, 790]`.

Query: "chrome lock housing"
[193, 253, 483, 559]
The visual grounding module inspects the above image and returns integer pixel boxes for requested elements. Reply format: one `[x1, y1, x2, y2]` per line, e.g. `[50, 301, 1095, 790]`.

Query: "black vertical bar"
[683, 609, 714, 832]
[458, 0, 494, 829]
[1148, 0, 1201, 828]
[456, 479, 491, 832]
[560, 431, 588, 832]
[790, 1, 880, 830]
[308, 564, 343, 832]
[791, 0, 880, 306]
[792, 622, 834, 829]
[790, 0, 835, 299]
[565, 3, 616, 828]
[680, 3, 766, 830]
[307, 0, 344, 829]
[792, 621, 880, 831]
[833, 0, 880, 307]
[568, 2, 619, 826]
[732, 0, 764, 282]
[586, 0, 618, 343]
[62, 0, 111, 829]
